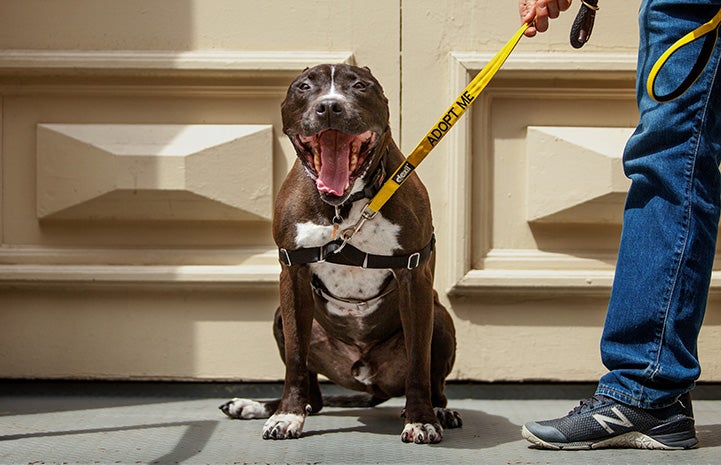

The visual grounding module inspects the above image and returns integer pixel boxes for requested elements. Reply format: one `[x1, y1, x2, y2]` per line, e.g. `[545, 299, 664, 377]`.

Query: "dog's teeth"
[350, 139, 361, 171]
[313, 147, 321, 173]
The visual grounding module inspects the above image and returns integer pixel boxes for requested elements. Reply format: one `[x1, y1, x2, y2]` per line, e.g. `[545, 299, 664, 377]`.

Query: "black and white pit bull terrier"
[220, 64, 460, 444]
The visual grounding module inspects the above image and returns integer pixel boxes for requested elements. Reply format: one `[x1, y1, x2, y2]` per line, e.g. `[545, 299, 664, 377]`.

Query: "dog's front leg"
[397, 267, 443, 444]
[263, 265, 315, 440]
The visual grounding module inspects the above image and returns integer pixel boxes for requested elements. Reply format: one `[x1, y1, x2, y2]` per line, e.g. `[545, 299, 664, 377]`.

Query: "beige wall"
[1, 0, 719, 382]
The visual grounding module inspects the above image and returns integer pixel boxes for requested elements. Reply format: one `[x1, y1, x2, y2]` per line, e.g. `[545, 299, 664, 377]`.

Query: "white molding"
[451, 52, 638, 72]
[0, 246, 281, 286]
[0, 50, 355, 73]
[478, 248, 617, 270]
[0, 264, 280, 286]
[450, 268, 616, 296]
[0, 245, 277, 264]
[451, 268, 721, 297]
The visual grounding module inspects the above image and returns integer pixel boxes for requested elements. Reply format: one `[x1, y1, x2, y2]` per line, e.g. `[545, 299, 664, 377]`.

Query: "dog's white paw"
[219, 398, 269, 419]
[400, 422, 443, 444]
[262, 411, 307, 440]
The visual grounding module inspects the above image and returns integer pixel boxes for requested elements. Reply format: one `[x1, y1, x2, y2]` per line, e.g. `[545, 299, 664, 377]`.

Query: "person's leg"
[522, 0, 721, 450]
[597, 0, 721, 409]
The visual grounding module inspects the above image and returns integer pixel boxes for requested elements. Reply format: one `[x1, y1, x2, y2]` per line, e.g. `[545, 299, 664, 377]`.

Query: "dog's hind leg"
[219, 309, 283, 419]
[219, 375, 323, 420]
[218, 378, 321, 420]
[220, 308, 323, 420]
[219, 398, 278, 419]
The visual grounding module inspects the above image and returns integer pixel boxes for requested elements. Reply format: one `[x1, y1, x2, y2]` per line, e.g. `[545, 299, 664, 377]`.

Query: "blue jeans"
[596, 0, 721, 409]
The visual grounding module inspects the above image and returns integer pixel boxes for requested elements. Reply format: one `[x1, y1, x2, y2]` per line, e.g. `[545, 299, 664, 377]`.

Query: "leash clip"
[340, 203, 377, 243]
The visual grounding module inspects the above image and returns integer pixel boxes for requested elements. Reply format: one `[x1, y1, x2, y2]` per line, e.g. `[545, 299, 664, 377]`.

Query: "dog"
[220, 64, 460, 444]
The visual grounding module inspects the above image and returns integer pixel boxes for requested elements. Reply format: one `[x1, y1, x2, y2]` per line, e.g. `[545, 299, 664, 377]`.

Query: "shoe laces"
[568, 395, 609, 416]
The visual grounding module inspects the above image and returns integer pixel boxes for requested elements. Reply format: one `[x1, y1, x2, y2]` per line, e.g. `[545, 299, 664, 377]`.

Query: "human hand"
[519, 0, 573, 37]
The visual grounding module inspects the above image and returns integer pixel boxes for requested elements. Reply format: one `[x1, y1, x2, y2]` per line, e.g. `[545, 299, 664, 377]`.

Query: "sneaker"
[522, 393, 698, 450]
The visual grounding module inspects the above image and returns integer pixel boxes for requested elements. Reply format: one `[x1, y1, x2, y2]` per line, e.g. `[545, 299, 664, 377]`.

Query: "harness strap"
[311, 273, 398, 312]
[279, 234, 435, 270]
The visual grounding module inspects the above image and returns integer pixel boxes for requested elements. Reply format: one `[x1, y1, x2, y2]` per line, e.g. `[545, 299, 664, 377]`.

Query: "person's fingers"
[559, 0, 573, 12]
[546, 0, 560, 19]
[534, 0, 550, 33]
[520, 0, 537, 37]
[519, 0, 535, 23]
[521, 0, 570, 37]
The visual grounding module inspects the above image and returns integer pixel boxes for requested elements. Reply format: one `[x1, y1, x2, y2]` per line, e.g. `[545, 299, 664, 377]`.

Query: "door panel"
[2, 0, 719, 382]
[401, 0, 721, 381]
[0, 0, 399, 380]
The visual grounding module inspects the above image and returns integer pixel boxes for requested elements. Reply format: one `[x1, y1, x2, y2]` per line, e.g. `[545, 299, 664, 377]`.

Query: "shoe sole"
[521, 425, 699, 450]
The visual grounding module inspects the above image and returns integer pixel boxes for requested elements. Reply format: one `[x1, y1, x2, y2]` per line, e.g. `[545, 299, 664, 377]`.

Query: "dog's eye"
[353, 81, 368, 90]
[297, 82, 311, 91]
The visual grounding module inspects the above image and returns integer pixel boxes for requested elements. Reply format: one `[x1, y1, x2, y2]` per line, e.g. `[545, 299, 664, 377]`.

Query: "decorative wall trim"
[451, 52, 638, 72]
[0, 50, 355, 73]
[446, 52, 638, 297]
[0, 247, 280, 286]
[526, 126, 632, 224]
[0, 264, 280, 286]
[36, 124, 274, 221]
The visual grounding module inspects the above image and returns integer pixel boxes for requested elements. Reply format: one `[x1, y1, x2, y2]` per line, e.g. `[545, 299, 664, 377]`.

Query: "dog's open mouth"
[295, 129, 378, 198]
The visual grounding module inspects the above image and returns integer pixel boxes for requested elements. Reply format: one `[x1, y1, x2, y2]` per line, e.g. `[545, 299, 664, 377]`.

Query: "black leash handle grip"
[570, 0, 599, 48]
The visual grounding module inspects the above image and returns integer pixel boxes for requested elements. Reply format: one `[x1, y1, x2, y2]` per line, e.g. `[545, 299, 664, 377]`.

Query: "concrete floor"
[1, 382, 720, 465]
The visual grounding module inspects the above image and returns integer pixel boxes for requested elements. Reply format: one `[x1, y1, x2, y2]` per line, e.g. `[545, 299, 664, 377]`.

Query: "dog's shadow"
[697, 423, 721, 448]
[304, 406, 520, 449]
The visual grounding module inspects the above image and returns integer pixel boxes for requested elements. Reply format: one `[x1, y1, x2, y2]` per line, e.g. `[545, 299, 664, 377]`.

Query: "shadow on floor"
[302, 405, 521, 450]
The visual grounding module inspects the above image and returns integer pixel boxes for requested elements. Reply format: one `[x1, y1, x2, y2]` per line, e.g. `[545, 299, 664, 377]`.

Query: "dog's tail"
[321, 393, 388, 408]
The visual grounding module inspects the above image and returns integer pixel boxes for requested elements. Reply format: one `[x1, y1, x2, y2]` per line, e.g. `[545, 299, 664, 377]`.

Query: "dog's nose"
[315, 98, 344, 117]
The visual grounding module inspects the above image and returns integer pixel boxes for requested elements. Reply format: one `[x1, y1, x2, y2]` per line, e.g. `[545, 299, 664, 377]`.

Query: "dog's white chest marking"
[295, 203, 400, 318]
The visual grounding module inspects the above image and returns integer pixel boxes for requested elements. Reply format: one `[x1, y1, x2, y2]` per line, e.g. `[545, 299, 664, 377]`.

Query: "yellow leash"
[346, 21, 530, 234]
[647, 7, 721, 102]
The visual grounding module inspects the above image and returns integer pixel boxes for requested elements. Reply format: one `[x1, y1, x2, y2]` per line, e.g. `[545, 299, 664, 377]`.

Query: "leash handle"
[647, 6, 721, 103]
[570, 0, 599, 49]
[364, 21, 531, 217]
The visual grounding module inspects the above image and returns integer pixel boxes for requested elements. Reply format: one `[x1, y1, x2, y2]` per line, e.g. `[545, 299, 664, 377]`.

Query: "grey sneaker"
[522, 393, 698, 450]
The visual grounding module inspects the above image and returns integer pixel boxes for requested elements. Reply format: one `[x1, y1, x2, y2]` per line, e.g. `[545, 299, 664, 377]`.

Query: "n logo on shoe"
[592, 407, 634, 434]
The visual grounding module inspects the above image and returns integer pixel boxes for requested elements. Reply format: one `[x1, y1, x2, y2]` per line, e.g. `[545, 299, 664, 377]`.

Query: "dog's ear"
[303, 67, 309, 72]
[363, 66, 372, 73]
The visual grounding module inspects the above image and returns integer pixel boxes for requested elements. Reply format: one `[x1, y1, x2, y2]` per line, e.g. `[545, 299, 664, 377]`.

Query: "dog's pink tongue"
[316, 130, 352, 196]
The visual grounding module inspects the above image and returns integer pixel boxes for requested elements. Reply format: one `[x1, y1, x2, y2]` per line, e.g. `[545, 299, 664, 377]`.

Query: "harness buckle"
[361, 204, 378, 221]
[407, 252, 421, 270]
[279, 248, 292, 266]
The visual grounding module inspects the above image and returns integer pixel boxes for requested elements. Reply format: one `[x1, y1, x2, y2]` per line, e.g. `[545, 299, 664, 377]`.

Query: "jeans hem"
[596, 383, 695, 410]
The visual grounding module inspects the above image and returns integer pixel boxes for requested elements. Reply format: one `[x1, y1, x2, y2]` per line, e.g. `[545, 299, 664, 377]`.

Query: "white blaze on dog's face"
[281, 64, 390, 206]
[325, 65, 345, 102]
